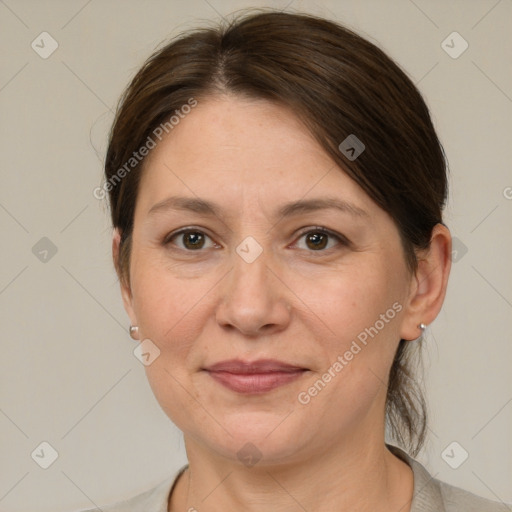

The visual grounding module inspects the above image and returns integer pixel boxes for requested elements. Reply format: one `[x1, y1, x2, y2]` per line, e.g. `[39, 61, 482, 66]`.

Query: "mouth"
[202, 359, 308, 394]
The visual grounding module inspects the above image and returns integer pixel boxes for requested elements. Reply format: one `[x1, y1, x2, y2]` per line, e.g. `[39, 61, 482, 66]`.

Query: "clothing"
[76, 445, 509, 511]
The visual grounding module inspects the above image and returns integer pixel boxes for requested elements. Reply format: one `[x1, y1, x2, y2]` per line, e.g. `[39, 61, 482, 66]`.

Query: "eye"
[164, 228, 219, 251]
[293, 227, 347, 252]
[164, 227, 347, 253]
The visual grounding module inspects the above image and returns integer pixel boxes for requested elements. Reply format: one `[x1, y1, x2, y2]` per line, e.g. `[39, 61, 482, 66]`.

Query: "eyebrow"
[147, 195, 369, 219]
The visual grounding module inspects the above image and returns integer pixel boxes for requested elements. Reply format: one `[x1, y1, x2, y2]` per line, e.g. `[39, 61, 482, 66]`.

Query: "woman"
[81, 11, 507, 512]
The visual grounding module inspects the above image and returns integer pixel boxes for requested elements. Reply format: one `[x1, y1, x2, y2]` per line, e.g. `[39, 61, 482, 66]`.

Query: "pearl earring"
[129, 325, 139, 340]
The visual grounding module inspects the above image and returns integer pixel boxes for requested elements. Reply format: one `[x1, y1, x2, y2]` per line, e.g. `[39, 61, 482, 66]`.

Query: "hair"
[104, 10, 448, 457]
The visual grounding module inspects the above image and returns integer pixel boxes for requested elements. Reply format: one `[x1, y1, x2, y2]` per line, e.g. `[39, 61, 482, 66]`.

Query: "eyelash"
[163, 226, 349, 254]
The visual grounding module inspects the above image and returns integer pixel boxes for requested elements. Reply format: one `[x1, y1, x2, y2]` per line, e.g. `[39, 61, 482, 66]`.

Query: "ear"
[112, 228, 138, 336]
[400, 224, 452, 341]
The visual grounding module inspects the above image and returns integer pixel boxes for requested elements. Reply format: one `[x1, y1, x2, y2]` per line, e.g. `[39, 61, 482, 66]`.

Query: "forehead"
[136, 96, 378, 220]
[145, 95, 328, 172]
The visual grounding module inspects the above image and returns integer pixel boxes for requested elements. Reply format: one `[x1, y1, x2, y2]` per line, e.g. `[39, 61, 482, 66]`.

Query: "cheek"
[129, 249, 226, 371]
[129, 260, 218, 425]
[294, 259, 406, 409]
[293, 267, 403, 433]
[291, 260, 400, 343]
[132, 271, 208, 345]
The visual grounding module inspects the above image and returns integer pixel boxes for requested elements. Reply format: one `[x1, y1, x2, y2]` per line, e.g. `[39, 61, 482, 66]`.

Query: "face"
[120, 95, 417, 465]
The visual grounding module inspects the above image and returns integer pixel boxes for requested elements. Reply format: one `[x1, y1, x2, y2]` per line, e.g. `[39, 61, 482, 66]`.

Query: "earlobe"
[400, 224, 452, 341]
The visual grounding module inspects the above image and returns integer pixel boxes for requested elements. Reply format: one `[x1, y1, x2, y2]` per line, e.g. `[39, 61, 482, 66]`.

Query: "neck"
[169, 437, 413, 512]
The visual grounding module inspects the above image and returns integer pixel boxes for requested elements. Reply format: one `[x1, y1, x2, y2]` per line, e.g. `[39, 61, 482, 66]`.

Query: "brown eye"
[305, 232, 328, 250]
[165, 229, 217, 251]
[182, 231, 205, 250]
[294, 228, 347, 252]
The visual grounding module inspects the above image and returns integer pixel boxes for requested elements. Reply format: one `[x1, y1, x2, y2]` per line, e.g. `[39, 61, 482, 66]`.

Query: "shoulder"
[387, 444, 510, 512]
[437, 479, 511, 512]
[73, 465, 187, 512]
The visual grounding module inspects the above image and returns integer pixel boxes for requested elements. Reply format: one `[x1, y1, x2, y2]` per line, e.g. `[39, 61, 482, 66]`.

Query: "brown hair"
[105, 10, 447, 456]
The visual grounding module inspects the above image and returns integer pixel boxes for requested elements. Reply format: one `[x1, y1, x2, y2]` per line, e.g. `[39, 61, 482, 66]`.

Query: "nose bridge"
[230, 238, 273, 306]
[215, 236, 290, 335]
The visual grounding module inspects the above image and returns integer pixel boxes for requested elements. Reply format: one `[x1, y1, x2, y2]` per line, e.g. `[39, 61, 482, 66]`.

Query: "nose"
[215, 246, 292, 338]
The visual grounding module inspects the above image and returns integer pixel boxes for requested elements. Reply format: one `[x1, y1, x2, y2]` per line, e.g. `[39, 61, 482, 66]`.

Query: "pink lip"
[203, 359, 308, 394]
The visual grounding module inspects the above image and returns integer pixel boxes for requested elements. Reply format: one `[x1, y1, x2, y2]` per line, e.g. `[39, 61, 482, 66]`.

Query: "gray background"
[1, 0, 511, 510]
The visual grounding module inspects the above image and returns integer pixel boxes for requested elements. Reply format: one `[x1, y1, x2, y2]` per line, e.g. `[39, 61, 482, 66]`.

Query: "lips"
[205, 359, 306, 373]
[203, 359, 308, 394]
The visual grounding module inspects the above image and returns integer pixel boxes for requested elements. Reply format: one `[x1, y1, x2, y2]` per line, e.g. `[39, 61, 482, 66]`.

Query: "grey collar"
[387, 444, 445, 512]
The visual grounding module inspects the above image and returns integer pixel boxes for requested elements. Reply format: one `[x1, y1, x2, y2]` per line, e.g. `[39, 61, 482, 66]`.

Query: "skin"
[113, 95, 452, 512]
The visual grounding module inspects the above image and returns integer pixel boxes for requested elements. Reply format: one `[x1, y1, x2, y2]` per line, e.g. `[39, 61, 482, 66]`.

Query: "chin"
[198, 415, 310, 467]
